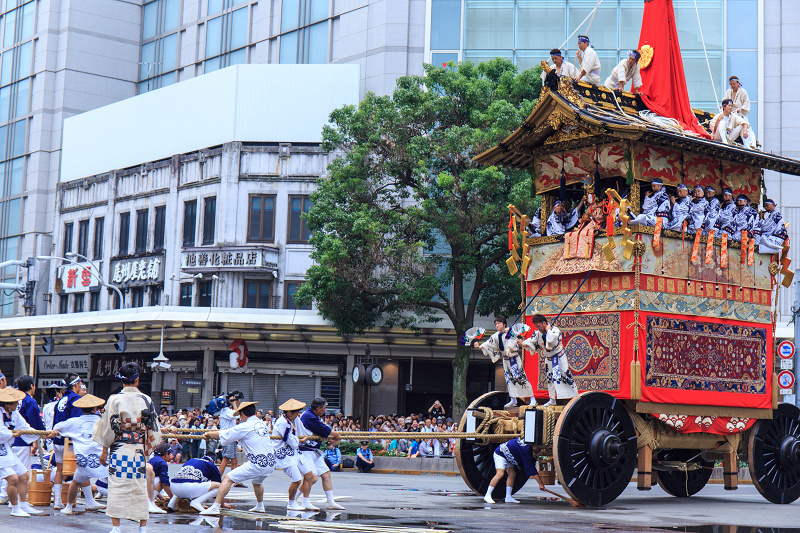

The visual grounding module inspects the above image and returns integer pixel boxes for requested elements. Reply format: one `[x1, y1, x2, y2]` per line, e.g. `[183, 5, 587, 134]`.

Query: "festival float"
[453, 0, 800, 506]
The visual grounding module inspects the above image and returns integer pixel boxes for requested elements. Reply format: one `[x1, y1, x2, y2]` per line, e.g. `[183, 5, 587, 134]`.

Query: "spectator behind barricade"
[428, 401, 445, 419]
[167, 439, 182, 463]
[419, 438, 434, 457]
[190, 417, 203, 459]
[356, 441, 374, 473]
[324, 441, 342, 472]
[407, 438, 420, 458]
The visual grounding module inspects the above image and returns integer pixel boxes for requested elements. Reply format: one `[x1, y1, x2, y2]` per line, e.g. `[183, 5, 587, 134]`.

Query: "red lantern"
[228, 339, 248, 370]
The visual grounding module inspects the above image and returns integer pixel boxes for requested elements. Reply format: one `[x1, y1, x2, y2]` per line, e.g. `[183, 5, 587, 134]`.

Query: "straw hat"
[233, 401, 258, 415]
[0, 387, 26, 402]
[279, 399, 306, 412]
[74, 394, 106, 409]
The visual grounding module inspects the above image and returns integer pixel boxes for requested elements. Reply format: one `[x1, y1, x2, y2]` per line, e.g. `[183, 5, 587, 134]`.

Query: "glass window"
[463, 50, 513, 65]
[231, 8, 248, 50]
[248, 195, 275, 242]
[77, 219, 89, 257]
[11, 119, 25, 157]
[464, 2, 513, 50]
[202, 196, 216, 245]
[620, 1, 644, 48]
[244, 280, 270, 308]
[280, 30, 298, 63]
[183, 199, 197, 246]
[208, 0, 223, 15]
[308, 22, 326, 64]
[140, 41, 156, 79]
[674, 2, 722, 51]
[727, 0, 757, 49]
[162, 33, 178, 72]
[281, 0, 300, 32]
[179, 282, 192, 306]
[206, 16, 222, 58]
[18, 41, 31, 78]
[228, 47, 246, 66]
[198, 280, 212, 306]
[3, 8, 15, 47]
[567, 5, 618, 50]
[164, 0, 180, 32]
[90, 291, 99, 311]
[159, 72, 176, 87]
[143, 1, 158, 40]
[154, 205, 166, 250]
[14, 78, 30, 118]
[310, 0, 328, 23]
[516, 51, 550, 72]
[5, 197, 19, 235]
[93, 217, 104, 260]
[726, 50, 758, 101]
[59, 294, 69, 314]
[1, 49, 12, 86]
[517, 3, 565, 50]
[63, 222, 73, 255]
[285, 281, 310, 310]
[0, 125, 7, 161]
[73, 293, 84, 313]
[431, 52, 458, 66]
[9, 157, 21, 194]
[431, 0, 461, 50]
[131, 287, 144, 308]
[682, 54, 723, 104]
[205, 56, 220, 73]
[288, 195, 311, 242]
[0, 86, 8, 122]
[20, 1, 33, 39]
[119, 212, 130, 255]
[135, 208, 148, 253]
[150, 286, 161, 306]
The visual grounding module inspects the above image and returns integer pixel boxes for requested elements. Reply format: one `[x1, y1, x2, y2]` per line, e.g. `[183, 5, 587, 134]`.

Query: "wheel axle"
[778, 436, 800, 470]
[590, 429, 625, 467]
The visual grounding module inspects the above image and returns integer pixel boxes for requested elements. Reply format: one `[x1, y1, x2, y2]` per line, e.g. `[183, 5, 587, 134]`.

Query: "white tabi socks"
[483, 486, 495, 504]
[53, 483, 63, 509]
[248, 500, 265, 513]
[505, 486, 519, 504]
[83, 485, 103, 509]
[199, 502, 221, 515]
[325, 490, 345, 510]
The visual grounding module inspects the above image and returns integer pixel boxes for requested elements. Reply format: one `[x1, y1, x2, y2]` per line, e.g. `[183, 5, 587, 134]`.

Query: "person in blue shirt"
[484, 438, 546, 504]
[51, 372, 84, 510]
[168, 453, 222, 512]
[355, 441, 374, 473]
[323, 441, 342, 472]
[11, 376, 45, 472]
[297, 397, 345, 509]
[146, 441, 173, 514]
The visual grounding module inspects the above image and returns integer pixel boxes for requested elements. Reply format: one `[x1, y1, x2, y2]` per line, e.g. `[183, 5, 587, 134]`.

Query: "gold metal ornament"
[639, 44, 654, 69]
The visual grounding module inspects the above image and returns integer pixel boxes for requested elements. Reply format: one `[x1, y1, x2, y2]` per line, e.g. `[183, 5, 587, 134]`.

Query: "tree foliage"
[294, 59, 542, 416]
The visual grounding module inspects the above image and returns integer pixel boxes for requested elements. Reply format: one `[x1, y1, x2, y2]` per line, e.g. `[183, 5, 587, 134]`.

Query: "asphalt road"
[2, 469, 799, 533]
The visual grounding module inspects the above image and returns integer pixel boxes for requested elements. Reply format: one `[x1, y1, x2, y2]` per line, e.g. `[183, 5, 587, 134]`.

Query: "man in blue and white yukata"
[199, 401, 275, 516]
[484, 438, 546, 504]
[168, 453, 222, 513]
[52, 372, 84, 510]
[630, 178, 668, 226]
[474, 316, 535, 409]
[546, 199, 584, 236]
[271, 399, 317, 511]
[298, 397, 346, 510]
[701, 186, 721, 234]
[659, 183, 691, 232]
[686, 185, 708, 233]
[10, 376, 45, 489]
[527, 207, 542, 237]
[728, 194, 755, 241]
[755, 199, 789, 254]
[713, 188, 736, 237]
[520, 314, 578, 407]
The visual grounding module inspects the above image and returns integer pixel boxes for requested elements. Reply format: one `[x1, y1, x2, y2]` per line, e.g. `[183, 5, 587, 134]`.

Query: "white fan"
[462, 326, 486, 345]
[509, 323, 531, 338]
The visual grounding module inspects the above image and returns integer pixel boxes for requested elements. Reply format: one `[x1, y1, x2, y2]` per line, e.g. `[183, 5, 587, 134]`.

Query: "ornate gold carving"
[639, 45, 654, 69]
[540, 196, 552, 239]
[558, 77, 586, 109]
[769, 262, 780, 276]
[632, 241, 646, 257]
[541, 60, 554, 75]
[631, 180, 641, 212]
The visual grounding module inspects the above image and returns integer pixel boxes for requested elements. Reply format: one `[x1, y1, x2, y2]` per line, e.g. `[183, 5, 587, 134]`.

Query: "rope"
[693, 0, 720, 109]
[558, 0, 604, 50]
[156, 431, 523, 441]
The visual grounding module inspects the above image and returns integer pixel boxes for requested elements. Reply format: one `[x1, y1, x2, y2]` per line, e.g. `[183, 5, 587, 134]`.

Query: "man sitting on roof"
[710, 99, 756, 149]
[541, 49, 578, 85]
[574, 36, 601, 85]
[630, 179, 667, 227]
[755, 199, 788, 254]
[723, 76, 750, 123]
[657, 184, 691, 232]
[686, 185, 708, 233]
[701, 186, 721, 234]
[604, 50, 643, 92]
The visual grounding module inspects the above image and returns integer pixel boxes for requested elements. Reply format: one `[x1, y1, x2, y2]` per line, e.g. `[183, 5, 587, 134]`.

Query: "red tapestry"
[653, 414, 757, 435]
[634, 144, 681, 185]
[535, 144, 628, 193]
[722, 161, 761, 203]
[645, 315, 768, 395]
[683, 152, 721, 188]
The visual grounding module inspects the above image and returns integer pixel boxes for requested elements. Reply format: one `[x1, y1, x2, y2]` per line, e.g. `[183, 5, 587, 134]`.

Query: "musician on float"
[474, 316, 535, 409]
[657, 183, 691, 232]
[755, 199, 788, 253]
[520, 314, 579, 407]
[630, 178, 667, 226]
[546, 199, 584, 236]
[540, 49, 578, 84]
[604, 50, 643, 92]
[701, 186, 721, 234]
[574, 35, 601, 84]
[728, 194, 755, 241]
[686, 185, 708, 233]
[0, 387, 43, 517]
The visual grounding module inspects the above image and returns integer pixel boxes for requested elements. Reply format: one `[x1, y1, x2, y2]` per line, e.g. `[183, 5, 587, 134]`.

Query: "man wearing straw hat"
[52, 372, 84, 510]
[0, 386, 45, 516]
[93, 362, 161, 533]
[49, 393, 107, 514]
[272, 398, 317, 511]
[199, 400, 276, 515]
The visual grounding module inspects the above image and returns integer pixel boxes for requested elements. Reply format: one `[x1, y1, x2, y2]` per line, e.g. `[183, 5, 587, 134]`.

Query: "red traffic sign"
[778, 370, 795, 389]
[778, 340, 795, 359]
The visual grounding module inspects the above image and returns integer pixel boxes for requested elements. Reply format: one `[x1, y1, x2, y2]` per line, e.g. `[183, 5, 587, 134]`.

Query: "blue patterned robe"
[686, 197, 708, 233]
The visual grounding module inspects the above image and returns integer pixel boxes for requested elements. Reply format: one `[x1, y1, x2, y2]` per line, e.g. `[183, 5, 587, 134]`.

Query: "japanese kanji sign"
[109, 254, 165, 287]
[180, 247, 278, 271]
[91, 354, 152, 379]
[57, 261, 100, 293]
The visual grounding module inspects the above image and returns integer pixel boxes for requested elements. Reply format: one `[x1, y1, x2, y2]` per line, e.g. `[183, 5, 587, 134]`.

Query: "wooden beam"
[637, 445, 653, 491]
[722, 451, 738, 490]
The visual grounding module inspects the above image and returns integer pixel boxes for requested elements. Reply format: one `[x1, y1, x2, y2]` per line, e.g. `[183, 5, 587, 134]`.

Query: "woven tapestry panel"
[645, 315, 767, 394]
[536, 313, 621, 391]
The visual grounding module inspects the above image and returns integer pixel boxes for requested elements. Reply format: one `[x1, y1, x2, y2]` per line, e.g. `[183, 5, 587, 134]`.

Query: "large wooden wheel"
[655, 449, 714, 497]
[554, 391, 638, 507]
[748, 402, 800, 504]
[455, 391, 527, 500]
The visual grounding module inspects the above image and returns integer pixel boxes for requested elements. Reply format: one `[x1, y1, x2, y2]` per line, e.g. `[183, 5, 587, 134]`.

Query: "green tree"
[294, 58, 542, 418]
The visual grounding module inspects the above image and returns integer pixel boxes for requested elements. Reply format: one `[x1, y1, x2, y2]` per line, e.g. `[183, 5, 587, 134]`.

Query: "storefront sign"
[187, 387, 200, 394]
[38, 355, 90, 374]
[38, 377, 69, 389]
[57, 261, 100, 293]
[161, 390, 173, 405]
[182, 378, 204, 387]
[91, 354, 153, 379]
[181, 247, 278, 271]
[109, 254, 165, 287]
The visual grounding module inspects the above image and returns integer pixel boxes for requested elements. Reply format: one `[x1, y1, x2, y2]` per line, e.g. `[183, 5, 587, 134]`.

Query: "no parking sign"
[778, 370, 795, 390]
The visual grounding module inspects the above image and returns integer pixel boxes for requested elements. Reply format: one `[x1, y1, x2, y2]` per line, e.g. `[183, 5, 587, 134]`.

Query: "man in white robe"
[630, 178, 668, 226]
[540, 48, 579, 84]
[0, 387, 43, 517]
[701, 186, 721, 234]
[520, 314, 578, 406]
[474, 316, 534, 408]
[710, 99, 755, 148]
[604, 50, 643, 91]
[723, 76, 750, 122]
[574, 35, 601, 84]
[270, 400, 316, 510]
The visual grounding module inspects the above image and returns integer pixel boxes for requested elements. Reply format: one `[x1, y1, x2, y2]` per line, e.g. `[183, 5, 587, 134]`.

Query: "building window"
[89, 291, 100, 312]
[93, 217, 104, 260]
[119, 212, 130, 255]
[180, 282, 192, 306]
[154, 205, 166, 251]
[205, 6, 249, 73]
[279, 0, 329, 64]
[77, 220, 89, 258]
[198, 280, 212, 306]
[183, 200, 197, 246]
[285, 281, 310, 310]
[73, 293, 84, 313]
[111, 288, 121, 309]
[59, 294, 69, 314]
[150, 286, 162, 306]
[247, 194, 275, 242]
[136, 208, 148, 253]
[203, 196, 216, 245]
[287, 195, 312, 243]
[139, 0, 181, 93]
[131, 287, 144, 308]
[62, 222, 73, 256]
[244, 279, 271, 308]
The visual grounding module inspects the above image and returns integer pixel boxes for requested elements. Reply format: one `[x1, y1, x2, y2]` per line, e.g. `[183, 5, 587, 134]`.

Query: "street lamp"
[36, 254, 126, 308]
[0, 259, 27, 291]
